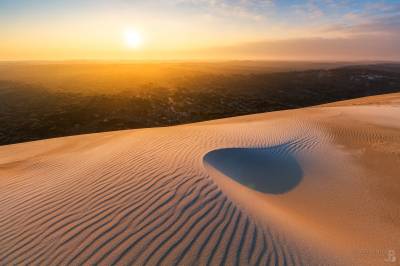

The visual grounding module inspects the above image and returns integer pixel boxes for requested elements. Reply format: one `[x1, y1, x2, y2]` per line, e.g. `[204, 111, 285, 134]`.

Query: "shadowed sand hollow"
[204, 144, 303, 194]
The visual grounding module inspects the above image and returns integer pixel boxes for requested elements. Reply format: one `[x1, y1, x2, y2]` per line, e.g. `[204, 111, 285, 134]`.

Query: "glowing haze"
[1, 0, 400, 61]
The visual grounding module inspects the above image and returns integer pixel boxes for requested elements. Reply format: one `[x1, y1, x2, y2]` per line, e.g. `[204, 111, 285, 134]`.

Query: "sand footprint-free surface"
[0, 93, 399, 265]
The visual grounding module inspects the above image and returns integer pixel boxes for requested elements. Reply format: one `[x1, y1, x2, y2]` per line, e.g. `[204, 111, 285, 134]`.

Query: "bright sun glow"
[123, 29, 143, 49]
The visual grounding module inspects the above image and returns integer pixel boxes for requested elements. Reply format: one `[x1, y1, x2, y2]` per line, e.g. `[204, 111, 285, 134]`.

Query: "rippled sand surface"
[0, 93, 399, 265]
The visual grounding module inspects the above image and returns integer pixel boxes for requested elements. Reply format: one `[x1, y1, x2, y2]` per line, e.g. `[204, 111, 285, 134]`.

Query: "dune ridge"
[0, 93, 399, 265]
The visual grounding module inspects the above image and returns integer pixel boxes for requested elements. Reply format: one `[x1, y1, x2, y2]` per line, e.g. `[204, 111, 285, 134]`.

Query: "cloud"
[174, 0, 275, 20]
[291, 0, 325, 20]
[324, 3, 400, 36]
[194, 34, 400, 60]
[170, 0, 400, 60]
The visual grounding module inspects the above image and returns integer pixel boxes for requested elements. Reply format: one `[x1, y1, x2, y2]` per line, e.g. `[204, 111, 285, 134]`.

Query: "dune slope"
[0, 93, 399, 265]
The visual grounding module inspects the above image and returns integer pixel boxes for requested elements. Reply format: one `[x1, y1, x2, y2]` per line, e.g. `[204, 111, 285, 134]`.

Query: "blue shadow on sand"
[204, 144, 303, 194]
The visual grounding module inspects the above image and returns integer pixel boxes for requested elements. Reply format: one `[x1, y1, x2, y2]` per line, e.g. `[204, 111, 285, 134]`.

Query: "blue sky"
[1, 0, 398, 30]
[1, 0, 399, 26]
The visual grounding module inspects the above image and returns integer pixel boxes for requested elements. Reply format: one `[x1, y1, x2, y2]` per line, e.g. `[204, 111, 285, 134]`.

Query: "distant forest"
[1, 62, 400, 145]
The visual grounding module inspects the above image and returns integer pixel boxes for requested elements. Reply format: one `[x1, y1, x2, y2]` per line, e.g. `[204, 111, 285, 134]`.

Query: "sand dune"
[0, 93, 399, 265]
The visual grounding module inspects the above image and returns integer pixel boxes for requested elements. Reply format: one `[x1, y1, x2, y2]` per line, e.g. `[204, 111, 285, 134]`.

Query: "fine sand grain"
[0, 93, 399, 265]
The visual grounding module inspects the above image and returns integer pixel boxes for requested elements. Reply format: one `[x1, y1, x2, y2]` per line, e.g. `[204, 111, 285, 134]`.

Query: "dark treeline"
[1, 64, 400, 145]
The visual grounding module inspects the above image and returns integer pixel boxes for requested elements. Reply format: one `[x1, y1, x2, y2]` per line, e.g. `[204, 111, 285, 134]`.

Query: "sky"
[0, 0, 400, 61]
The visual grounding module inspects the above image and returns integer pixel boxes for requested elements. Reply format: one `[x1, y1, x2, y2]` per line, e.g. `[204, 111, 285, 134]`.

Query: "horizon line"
[1, 59, 399, 64]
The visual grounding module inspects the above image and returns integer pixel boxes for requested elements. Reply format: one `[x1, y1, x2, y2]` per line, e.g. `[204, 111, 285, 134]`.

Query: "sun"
[123, 29, 143, 49]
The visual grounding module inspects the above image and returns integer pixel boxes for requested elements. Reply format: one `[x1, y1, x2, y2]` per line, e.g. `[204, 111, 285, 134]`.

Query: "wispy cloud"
[324, 2, 400, 36]
[291, 0, 325, 20]
[182, 1, 400, 60]
[197, 34, 400, 60]
[174, 0, 275, 20]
